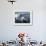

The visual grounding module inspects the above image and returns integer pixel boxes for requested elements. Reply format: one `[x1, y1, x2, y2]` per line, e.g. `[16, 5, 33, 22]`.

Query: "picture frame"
[14, 10, 33, 26]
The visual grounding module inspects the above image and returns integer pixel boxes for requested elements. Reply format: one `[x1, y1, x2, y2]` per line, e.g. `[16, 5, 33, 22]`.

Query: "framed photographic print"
[14, 10, 33, 26]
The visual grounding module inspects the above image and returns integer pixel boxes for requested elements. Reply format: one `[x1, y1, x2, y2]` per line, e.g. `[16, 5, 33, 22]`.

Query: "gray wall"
[0, 0, 46, 41]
